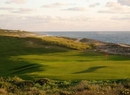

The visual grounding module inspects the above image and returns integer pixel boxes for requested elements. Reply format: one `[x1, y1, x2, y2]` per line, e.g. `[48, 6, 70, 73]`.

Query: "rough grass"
[0, 32, 130, 80]
[41, 36, 91, 50]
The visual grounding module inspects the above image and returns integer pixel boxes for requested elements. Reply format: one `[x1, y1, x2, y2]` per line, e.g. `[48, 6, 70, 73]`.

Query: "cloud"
[0, 14, 24, 30]
[42, 2, 68, 8]
[24, 15, 89, 23]
[0, 14, 54, 30]
[98, 9, 130, 14]
[89, 3, 100, 7]
[111, 16, 130, 20]
[118, 0, 130, 6]
[106, 2, 125, 11]
[98, 2, 130, 14]
[24, 16, 58, 23]
[11, 8, 35, 13]
[0, 7, 14, 11]
[5, 0, 27, 4]
[0, 14, 129, 31]
[106, 2, 122, 8]
[0, 7, 34, 14]
[63, 7, 87, 11]
[98, 10, 115, 14]
[0, 14, 90, 30]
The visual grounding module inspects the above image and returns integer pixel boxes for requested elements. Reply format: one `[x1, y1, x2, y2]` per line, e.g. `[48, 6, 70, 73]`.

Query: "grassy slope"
[0, 30, 130, 80]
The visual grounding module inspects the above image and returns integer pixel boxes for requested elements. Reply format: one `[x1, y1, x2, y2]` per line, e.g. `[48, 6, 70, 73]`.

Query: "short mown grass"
[9, 50, 130, 80]
[0, 33, 130, 80]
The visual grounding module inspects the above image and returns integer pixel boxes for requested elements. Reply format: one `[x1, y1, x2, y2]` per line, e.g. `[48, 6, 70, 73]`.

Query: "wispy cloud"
[11, 8, 35, 13]
[89, 3, 100, 7]
[5, 0, 27, 4]
[98, 10, 115, 14]
[111, 16, 130, 20]
[106, 2, 122, 8]
[0, 7, 14, 11]
[0, 7, 35, 14]
[62, 7, 87, 11]
[98, 1, 130, 14]
[42, 2, 68, 8]
[118, 0, 130, 6]
[0, 14, 90, 28]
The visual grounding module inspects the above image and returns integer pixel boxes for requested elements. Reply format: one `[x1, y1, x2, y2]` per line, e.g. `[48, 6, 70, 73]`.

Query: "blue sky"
[0, 0, 130, 31]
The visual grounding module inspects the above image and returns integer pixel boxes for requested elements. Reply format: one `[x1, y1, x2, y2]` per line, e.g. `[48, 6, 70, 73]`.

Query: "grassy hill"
[0, 29, 90, 79]
[0, 29, 130, 80]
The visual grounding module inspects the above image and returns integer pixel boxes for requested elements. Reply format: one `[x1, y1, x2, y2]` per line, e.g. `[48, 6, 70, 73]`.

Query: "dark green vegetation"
[0, 76, 130, 95]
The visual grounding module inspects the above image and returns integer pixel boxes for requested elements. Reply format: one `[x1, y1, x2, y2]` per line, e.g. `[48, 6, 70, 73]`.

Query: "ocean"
[36, 31, 130, 45]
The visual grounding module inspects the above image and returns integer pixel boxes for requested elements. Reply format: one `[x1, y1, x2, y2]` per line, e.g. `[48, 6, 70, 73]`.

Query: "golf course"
[1, 29, 130, 95]
[0, 29, 130, 80]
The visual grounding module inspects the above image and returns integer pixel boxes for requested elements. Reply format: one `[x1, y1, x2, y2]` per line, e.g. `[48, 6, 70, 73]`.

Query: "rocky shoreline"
[80, 38, 130, 55]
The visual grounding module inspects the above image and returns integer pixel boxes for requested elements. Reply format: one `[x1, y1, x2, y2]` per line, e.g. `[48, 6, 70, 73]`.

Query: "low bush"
[1, 77, 129, 95]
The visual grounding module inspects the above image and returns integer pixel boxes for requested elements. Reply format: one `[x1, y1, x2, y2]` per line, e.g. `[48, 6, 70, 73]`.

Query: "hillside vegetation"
[0, 76, 130, 95]
[41, 36, 90, 50]
[0, 29, 91, 50]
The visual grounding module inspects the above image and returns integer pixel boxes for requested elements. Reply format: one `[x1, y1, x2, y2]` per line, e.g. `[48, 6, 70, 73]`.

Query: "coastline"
[79, 38, 130, 55]
[35, 31, 130, 45]
[1, 29, 130, 55]
[34, 32, 130, 55]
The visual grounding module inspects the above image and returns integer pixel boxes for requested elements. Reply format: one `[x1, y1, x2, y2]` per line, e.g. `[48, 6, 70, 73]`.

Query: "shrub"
[0, 89, 8, 95]
[120, 89, 130, 95]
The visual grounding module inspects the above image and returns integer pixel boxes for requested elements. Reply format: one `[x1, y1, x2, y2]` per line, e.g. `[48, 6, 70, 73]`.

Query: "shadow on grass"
[9, 63, 47, 75]
[0, 36, 70, 79]
[73, 66, 107, 74]
[108, 55, 130, 61]
[0, 36, 69, 57]
[76, 60, 94, 62]
[4, 60, 47, 80]
[0, 57, 46, 80]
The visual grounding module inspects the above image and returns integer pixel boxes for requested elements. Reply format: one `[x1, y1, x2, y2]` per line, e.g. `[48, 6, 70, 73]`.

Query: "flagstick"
[106, 54, 108, 66]
[106, 57, 107, 66]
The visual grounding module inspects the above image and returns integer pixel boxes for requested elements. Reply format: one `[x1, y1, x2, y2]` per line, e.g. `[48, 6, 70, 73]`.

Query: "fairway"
[0, 35, 130, 80]
[6, 51, 130, 80]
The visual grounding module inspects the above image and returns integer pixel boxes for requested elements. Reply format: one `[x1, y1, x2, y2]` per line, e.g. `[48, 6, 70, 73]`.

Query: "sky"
[0, 0, 130, 31]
